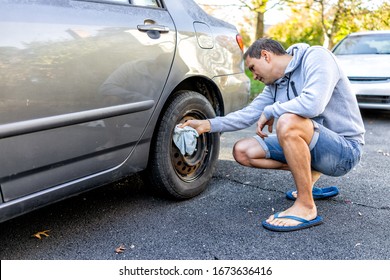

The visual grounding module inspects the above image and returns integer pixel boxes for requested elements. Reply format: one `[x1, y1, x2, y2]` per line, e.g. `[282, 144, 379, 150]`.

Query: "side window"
[109, 0, 129, 3]
[81, 0, 159, 8]
[80, 0, 130, 4]
[132, 0, 159, 7]
[93, 0, 130, 4]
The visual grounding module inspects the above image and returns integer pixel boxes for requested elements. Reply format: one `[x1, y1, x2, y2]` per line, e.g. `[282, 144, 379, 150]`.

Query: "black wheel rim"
[171, 111, 212, 182]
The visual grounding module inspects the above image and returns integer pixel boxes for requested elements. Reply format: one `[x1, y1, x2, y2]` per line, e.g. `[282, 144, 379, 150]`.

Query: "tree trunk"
[255, 11, 264, 40]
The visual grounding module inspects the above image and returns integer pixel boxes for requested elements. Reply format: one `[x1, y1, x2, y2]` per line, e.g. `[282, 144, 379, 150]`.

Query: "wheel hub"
[172, 116, 208, 178]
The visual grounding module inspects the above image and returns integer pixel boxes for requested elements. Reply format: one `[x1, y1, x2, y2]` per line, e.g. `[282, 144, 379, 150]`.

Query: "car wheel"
[147, 90, 220, 199]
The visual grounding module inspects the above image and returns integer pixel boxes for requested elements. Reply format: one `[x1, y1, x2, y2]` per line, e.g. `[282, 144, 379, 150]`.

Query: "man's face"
[245, 53, 273, 85]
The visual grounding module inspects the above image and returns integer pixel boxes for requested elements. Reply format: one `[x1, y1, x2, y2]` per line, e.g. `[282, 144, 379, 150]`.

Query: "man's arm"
[179, 119, 211, 135]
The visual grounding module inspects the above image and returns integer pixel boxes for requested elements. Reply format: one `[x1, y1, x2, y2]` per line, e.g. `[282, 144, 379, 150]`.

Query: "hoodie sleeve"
[209, 86, 275, 133]
[263, 47, 341, 120]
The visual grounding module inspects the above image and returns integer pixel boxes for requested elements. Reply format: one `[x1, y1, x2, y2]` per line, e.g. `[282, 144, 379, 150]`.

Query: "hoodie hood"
[285, 43, 310, 73]
[273, 43, 310, 86]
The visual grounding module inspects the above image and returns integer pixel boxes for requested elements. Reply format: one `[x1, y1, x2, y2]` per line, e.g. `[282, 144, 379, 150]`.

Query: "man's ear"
[261, 50, 269, 62]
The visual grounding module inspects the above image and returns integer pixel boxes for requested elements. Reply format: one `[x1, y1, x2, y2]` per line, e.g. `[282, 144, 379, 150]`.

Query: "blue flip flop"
[262, 212, 323, 232]
[286, 186, 339, 201]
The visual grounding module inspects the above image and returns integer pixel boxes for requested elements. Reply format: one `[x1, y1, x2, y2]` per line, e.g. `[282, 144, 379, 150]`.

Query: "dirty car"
[0, 0, 250, 222]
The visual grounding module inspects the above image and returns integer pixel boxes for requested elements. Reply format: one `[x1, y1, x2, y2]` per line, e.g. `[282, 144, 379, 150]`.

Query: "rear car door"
[0, 0, 175, 201]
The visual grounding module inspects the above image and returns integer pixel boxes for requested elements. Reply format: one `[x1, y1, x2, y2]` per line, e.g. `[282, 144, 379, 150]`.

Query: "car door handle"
[137, 24, 170, 33]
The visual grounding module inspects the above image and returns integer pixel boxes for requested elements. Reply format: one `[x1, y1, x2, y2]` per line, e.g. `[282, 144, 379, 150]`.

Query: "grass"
[245, 69, 265, 101]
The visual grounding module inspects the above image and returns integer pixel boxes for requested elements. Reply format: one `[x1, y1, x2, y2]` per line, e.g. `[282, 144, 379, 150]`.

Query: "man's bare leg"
[290, 170, 322, 199]
[233, 137, 289, 170]
[265, 114, 317, 227]
[232, 115, 318, 227]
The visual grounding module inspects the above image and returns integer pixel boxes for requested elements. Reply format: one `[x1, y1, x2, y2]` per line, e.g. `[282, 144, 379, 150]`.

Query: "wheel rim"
[171, 113, 211, 182]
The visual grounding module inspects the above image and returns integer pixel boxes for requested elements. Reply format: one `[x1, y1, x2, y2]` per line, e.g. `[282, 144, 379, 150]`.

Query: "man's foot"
[286, 186, 339, 201]
[262, 212, 323, 232]
[264, 204, 317, 228]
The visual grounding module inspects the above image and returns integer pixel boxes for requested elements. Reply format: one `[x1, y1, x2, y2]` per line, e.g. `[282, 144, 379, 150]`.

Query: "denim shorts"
[253, 121, 363, 177]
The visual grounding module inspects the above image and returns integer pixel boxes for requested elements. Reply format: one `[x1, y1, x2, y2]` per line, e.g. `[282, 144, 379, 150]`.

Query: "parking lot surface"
[0, 110, 389, 260]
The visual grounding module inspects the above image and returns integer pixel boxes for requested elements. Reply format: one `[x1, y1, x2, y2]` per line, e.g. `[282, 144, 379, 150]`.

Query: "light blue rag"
[173, 125, 199, 156]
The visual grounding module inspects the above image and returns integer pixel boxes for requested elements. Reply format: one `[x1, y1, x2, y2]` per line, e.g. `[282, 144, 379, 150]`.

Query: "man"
[180, 38, 365, 232]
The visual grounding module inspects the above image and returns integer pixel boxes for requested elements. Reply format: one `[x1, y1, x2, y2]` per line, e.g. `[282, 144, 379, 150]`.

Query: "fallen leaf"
[115, 245, 126, 254]
[32, 230, 50, 239]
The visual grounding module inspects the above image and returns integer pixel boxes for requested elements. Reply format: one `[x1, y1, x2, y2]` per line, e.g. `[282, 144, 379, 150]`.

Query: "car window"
[83, 0, 160, 7]
[88, 0, 130, 4]
[132, 0, 159, 7]
[333, 34, 390, 55]
[104, 0, 129, 4]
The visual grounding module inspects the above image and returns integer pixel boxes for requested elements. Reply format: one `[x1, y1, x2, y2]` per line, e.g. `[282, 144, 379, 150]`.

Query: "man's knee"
[233, 140, 250, 165]
[277, 113, 299, 133]
[233, 138, 266, 166]
[276, 113, 313, 144]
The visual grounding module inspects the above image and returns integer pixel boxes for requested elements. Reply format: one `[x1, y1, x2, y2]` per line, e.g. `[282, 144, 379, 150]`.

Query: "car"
[0, 0, 250, 222]
[332, 30, 390, 110]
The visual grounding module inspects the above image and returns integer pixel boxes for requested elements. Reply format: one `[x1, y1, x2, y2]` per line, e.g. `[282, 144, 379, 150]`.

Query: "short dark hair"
[244, 38, 286, 59]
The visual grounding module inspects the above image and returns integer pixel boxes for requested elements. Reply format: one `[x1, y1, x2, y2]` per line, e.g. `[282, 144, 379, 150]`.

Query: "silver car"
[332, 30, 390, 110]
[0, 0, 250, 222]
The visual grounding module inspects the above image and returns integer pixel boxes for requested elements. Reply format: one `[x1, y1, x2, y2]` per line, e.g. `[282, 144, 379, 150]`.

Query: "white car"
[332, 31, 390, 110]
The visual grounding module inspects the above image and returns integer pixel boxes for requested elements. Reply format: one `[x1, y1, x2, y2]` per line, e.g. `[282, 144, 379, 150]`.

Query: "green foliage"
[245, 69, 265, 100]
[267, 12, 324, 48]
[266, 1, 390, 48]
[239, 0, 389, 100]
[240, 28, 253, 47]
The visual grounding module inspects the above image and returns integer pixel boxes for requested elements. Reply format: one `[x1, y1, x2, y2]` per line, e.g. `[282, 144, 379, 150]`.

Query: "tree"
[267, 0, 390, 48]
[267, 6, 323, 47]
[196, 1, 289, 44]
[239, 0, 268, 40]
[239, 0, 294, 40]
[306, 0, 366, 48]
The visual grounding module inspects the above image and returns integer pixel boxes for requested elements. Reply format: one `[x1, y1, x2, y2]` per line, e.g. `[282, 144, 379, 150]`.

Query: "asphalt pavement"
[0, 109, 389, 260]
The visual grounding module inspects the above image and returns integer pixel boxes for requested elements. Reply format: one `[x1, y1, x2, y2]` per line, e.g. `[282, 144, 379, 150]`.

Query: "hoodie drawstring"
[277, 46, 300, 102]
[286, 72, 299, 100]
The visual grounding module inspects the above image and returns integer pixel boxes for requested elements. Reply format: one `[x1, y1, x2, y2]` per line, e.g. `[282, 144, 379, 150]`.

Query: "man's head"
[244, 38, 290, 85]
[244, 38, 286, 59]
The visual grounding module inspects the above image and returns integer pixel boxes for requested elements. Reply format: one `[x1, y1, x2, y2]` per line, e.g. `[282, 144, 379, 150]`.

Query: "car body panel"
[0, 0, 176, 200]
[0, 0, 250, 222]
[332, 31, 390, 110]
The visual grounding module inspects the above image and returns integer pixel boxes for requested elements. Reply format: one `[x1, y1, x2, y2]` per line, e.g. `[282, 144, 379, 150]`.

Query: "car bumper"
[214, 72, 250, 115]
[350, 79, 390, 110]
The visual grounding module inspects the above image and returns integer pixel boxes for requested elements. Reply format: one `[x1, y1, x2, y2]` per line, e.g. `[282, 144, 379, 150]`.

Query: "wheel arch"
[128, 76, 224, 178]
[148, 75, 224, 156]
[170, 76, 224, 117]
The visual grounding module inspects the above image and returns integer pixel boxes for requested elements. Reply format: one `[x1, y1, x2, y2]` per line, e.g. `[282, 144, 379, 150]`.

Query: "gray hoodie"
[209, 43, 365, 144]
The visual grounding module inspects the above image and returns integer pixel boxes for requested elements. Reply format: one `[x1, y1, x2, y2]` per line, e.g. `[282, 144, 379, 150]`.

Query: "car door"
[0, 0, 175, 201]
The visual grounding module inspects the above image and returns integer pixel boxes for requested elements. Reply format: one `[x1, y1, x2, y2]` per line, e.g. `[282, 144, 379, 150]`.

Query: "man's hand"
[257, 113, 274, 138]
[179, 119, 211, 135]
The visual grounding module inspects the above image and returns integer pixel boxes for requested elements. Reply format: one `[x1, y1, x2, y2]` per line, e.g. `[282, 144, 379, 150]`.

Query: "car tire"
[147, 90, 220, 199]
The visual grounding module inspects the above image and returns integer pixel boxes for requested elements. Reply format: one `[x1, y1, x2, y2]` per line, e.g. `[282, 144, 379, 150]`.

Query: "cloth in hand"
[173, 125, 199, 156]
